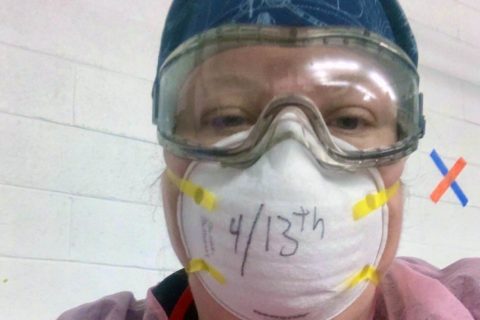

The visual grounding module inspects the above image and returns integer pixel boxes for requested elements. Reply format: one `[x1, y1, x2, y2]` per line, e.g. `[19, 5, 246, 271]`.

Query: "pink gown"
[57, 257, 480, 320]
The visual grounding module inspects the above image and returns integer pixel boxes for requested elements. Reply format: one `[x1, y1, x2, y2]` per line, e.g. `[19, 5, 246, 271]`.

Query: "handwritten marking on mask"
[240, 204, 264, 277]
[231, 205, 326, 276]
[253, 309, 309, 319]
[353, 182, 400, 220]
[230, 214, 243, 254]
[201, 216, 215, 257]
[265, 216, 272, 252]
[186, 258, 226, 285]
[166, 169, 217, 211]
[276, 215, 299, 257]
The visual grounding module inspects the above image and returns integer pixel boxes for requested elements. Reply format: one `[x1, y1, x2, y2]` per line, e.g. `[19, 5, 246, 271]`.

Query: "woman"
[59, 1, 480, 319]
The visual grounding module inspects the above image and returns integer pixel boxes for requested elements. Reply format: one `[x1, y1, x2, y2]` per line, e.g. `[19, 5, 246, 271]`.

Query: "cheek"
[376, 160, 406, 274]
[378, 159, 405, 188]
[161, 151, 192, 266]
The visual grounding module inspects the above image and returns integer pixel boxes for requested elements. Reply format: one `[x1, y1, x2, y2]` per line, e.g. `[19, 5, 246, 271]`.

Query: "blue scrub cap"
[156, 0, 418, 76]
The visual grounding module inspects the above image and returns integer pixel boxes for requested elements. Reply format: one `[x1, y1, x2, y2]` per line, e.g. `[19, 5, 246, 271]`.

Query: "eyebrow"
[201, 74, 267, 92]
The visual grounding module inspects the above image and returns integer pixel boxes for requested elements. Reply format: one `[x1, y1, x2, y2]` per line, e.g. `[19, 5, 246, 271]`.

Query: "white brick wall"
[0, 1, 179, 319]
[396, 0, 480, 267]
[75, 66, 157, 142]
[0, 0, 163, 80]
[0, 0, 479, 319]
[0, 257, 172, 320]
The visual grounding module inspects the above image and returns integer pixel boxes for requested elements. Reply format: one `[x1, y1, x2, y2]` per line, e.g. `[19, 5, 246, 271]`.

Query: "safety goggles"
[152, 25, 425, 168]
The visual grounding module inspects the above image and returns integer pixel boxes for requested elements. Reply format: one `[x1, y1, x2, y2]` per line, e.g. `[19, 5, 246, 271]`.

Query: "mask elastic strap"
[167, 169, 224, 283]
[345, 265, 380, 289]
[344, 181, 400, 289]
[166, 169, 218, 211]
[353, 181, 400, 220]
[186, 258, 226, 285]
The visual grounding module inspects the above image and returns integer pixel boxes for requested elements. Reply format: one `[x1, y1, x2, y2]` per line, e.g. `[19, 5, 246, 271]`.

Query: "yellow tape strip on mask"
[186, 258, 226, 285]
[345, 265, 379, 289]
[166, 169, 217, 212]
[353, 181, 400, 221]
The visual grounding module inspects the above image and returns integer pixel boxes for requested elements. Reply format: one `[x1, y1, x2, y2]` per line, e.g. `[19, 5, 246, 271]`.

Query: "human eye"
[325, 107, 376, 134]
[331, 116, 362, 130]
[201, 107, 255, 133]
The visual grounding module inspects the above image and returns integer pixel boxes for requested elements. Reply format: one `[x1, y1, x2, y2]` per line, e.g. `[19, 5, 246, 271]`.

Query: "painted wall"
[0, 0, 479, 319]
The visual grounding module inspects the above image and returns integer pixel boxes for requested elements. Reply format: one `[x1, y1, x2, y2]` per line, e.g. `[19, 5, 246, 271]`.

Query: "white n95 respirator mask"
[168, 122, 397, 320]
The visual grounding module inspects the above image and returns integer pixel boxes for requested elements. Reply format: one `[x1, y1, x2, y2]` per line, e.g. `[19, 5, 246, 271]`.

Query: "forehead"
[182, 45, 398, 102]
[193, 45, 388, 76]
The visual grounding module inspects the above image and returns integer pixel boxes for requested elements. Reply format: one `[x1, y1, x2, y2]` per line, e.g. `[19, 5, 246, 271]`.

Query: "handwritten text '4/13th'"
[230, 204, 326, 276]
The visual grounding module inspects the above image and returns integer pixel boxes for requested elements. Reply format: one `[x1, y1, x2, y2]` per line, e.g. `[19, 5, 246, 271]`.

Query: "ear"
[376, 159, 406, 276]
[161, 150, 193, 267]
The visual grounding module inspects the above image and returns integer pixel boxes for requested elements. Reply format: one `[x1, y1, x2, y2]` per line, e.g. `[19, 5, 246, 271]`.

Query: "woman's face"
[162, 154, 406, 272]
[161, 151, 405, 319]
[160, 45, 407, 318]
[173, 45, 403, 153]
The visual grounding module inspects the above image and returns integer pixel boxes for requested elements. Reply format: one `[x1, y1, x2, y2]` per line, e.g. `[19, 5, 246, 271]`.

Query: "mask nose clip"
[267, 107, 314, 147]
[221, 94, 352, 170]
[257, 95, 349, 171]
[260, 94, 338, 148]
